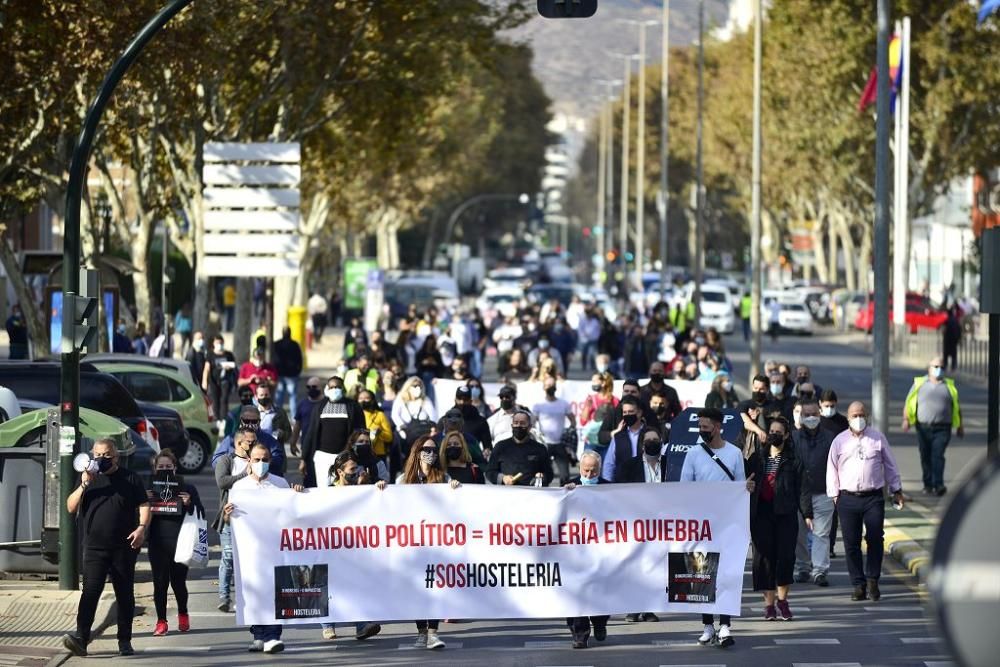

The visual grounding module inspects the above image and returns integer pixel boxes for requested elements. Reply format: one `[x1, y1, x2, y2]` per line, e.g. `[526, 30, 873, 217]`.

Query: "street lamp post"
[658, 1, 670, 302]
[750, 0, 763, 379]
[633, 20, 658, 296]
[608, 51, 639, 299]
[693, 0, 705, 325]
[442, 193, 530, 280]
[59, 0, 196, 590]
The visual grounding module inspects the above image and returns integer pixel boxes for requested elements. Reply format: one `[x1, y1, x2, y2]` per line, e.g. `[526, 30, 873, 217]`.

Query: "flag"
[858, 34, 903, 113]
[979, 0, 1000, 25]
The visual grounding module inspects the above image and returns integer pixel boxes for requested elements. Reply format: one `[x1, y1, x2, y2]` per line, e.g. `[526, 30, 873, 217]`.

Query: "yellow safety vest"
[904, 376, 961, 429]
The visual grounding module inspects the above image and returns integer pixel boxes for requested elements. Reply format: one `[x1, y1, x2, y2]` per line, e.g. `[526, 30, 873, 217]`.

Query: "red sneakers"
[178, 613, 190, 633]
[153, 620, 168, 636]
[776, 599, 793, 621]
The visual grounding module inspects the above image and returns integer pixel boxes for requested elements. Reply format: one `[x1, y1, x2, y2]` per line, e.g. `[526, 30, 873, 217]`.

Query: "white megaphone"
[73, 453, 99, 474]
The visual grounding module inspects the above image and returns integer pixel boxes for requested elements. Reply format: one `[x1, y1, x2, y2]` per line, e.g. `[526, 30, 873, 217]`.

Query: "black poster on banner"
[664, 408, 743, 481]
[274, 564, 329, 619]
[666, 551, 720, 603]
[149, 472, 183, 515]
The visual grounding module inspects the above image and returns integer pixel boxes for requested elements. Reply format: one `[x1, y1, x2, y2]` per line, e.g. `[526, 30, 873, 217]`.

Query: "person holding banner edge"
[486, 409, 554, 487]
[397, 437, 462, 649]
[562, 450, 610, 649]
[680, 408, 755, 648]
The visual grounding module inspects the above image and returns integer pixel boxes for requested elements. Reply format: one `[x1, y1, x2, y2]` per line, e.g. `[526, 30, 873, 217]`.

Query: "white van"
[684, 283, 736, 334]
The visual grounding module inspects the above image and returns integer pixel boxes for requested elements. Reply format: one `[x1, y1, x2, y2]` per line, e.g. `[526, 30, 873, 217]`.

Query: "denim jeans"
[218, 524, 233, 603]
[276, 376, 299, 416]
[916, 424, 951, 490]
[794, 494, 835, 577]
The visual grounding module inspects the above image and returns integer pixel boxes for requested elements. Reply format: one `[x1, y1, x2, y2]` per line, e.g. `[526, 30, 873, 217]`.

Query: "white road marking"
[791, 663, 861, 667]
[141, 646, 212, 652]
[285, 645, 338, 653]
[774, 638, 840, 645]
[901, 637, 942, 644]
[525, 641, 572, 649]
[865, 606, 923, 612]
[924, 662, 956, 667]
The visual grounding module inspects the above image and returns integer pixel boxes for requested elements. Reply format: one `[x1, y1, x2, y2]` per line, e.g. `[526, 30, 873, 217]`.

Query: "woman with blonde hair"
[397, 437, 460, 649]
[390, 377, 438, 440]
[528, 354, 562, 382]
[579, 372, 617, 426]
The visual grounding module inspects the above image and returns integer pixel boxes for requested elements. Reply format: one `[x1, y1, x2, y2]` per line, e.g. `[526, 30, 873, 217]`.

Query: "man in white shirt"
[225, 444, 304, 653]
[679, 408, 755, 648]
[488, 384, 525, 444]
[532, 377, 576, 485]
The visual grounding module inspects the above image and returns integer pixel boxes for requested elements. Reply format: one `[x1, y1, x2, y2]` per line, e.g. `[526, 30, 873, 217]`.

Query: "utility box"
[982, 227, 1000, 314]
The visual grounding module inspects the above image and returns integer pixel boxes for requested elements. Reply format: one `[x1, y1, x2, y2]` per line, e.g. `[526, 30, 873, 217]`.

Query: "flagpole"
[892, 21, 910, 350]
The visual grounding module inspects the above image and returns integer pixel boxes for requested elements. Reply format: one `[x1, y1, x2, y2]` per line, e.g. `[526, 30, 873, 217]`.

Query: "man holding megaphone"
[61, 438, 150, 658]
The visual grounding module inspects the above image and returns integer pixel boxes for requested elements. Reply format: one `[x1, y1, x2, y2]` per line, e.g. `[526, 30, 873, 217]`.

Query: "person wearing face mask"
[356, 389, 394, 468]
[827, 401, 903, 602]
[705, 372, 739, 409]
[818, 389, 849, 435]
[439, 432, 484, 484]
[343, 429, 390, 484]
[398, 437, 461, 649]
[272, 326, 304, 416]
[593, 352, 615, 378]
[767, 370, 794, 422]
[212, 405, 286, 473]
[390, 377, 438, 443]
[112, 318, 133, 353]
[580, 373, 619, 428]
[146, 449, 204, 637]
[185, 330, 210, 393]
[528, 334, 566, 377]
[487, 384, 529, 444]
[223, 443, 304, 654]
[237, 347, 278, 394]
[212, 427, 257, 613]
[746, 417, 811, 622]
[486, 410, 553, 487]
[902, 356, 964, 496]
[452, 386, 493, 454]
[680, 408, 754, 648]
[62, 439, 150, 658]
[207, 335, 237, 417]
[290, 376, 323, 463]
[602, 396, 653, 483]
[597, 380, 658, 447]
[302, 376, 366, 488]
[560, 450, 611, 648]
[740, 374, 773, 442]
[791, 400, 836, 587]
[640, 361, 682, 419]
[532, 376, 576, 486]
[791, 365, 823, 399]
[317, 450, 385, 641]
[224, 385, 256, 437]
[256, 382, 291, 447]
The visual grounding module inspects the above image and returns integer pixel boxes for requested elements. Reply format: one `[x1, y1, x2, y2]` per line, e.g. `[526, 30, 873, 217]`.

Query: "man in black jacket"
[485, 410, 553, 486]
[791, 399, 836, 586]
[452, 386, 493, 453]
[602, 396, 653, 483]
[640, 361, 682, 422]
[301, 376, 365, 487]
[272, 327, 304, 416]
[562, 450, 610, 649]
[597, 380, 657, 446]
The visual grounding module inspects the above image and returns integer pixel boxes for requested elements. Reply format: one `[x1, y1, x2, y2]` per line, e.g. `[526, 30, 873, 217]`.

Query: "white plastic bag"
[173, 508, 209, 568]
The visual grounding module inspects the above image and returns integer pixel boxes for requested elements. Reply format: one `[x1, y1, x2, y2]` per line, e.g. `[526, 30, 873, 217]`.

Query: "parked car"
[526, 283, 581, 307]
[483, 267, 532, 291]
[85, 353, 199, 386]
[0, 362, 159, 450]
[383, 273, 461, 322]
[777, 302, 814, 335]
[475, 286, 524, 328]
[0, 386, 21, 423]
[136, 401, 203, 474]
[93, 362, 216, 474]
[684, 283, 735, 334]
[854, 293, 947, 334]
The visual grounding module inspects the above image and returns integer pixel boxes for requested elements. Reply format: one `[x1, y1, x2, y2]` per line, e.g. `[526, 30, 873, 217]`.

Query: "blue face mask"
[251, 461, 269, 478]
[580, 475, 599, 486]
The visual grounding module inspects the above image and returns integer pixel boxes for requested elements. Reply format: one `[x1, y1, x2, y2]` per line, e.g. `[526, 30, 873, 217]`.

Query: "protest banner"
[230, 481, 749, 625]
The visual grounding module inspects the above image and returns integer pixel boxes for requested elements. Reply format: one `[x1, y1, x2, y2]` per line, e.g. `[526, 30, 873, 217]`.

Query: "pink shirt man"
[827, 425, 902, 496]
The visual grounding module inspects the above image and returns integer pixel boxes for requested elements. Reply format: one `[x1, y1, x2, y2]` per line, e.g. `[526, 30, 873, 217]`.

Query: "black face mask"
[343, 470, 360, 484]
[307, 387, 321, 399]
[354, 445, 373, 459]
[96, 457, 114, 473]
[623, 414, 639, 427]
[752, 391, 768, 404]
[511, 426, 529, 441]
[649, 372, 664, 384]
[359, 401, 375, 411]
[591, 384, 602, 393]
[240, 421, 260, 433]
[257, 397, 272, 408]
[500, 398, 514, 410]
[699, 429, 715, 443]
[653, 405, 667, 417]
[240, 394, 254, 406]
[446, 446, 463, 461]
[767, 433, 784, 447]
[545, 386, 556, 397]
[800, 391, 815, 400]
[643, 440, 662, 456]
[796, 376, 809, 385]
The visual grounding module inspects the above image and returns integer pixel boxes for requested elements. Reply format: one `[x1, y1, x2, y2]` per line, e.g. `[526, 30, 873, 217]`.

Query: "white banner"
[432, 378, 711, 421]
[230, 482, 749, 625]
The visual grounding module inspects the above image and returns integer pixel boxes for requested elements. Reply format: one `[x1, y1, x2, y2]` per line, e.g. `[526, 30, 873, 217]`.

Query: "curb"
[43, 595, 149, 666]
[884, 523, 931, 585]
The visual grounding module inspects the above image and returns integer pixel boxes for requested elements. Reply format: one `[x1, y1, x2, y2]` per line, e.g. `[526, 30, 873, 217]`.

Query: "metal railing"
[904, 329, 990, 383]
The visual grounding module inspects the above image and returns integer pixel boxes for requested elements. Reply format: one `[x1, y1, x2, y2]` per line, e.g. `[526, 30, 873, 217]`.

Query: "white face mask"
[802, 415, 821, 430]
[325, 387, 343, 402]
[411, 386, 423, 399]
[722, 380, 733, 392]
[849, 416, 867, 433]
[931, 366, 943, 379]
[770, 383, 784, 395]
[820, 406, 836, 418]
[214, 344, 224, 353]
[251, 460, 269, 478]
[193, 338, 204, 351]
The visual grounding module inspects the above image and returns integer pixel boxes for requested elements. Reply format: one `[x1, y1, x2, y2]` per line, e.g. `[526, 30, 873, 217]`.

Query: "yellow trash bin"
[287, 306, 308, 369]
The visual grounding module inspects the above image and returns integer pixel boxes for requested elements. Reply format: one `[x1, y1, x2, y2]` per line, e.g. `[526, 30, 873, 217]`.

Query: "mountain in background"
[508, 0, 733, 120]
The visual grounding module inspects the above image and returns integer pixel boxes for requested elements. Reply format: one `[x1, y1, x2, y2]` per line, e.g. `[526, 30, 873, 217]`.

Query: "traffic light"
[61, 269, 99, 354]
[625, 251, 635, 263]
[605, 249, 618, 263]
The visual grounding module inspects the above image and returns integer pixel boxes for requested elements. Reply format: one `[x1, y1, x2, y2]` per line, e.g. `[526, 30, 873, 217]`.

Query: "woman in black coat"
[746, 417, 811, 622]
[147, 449, 204, 637]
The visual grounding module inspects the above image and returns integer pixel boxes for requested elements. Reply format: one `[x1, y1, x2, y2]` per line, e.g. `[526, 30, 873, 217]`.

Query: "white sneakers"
[698, 624, 734, 647]
[263, 639, 284, 653]
[718, 624, 734, 647]
[415, 631, 446, 650]
[697, 624, 716, 645]
[247, 640, 263, 652]
[321, 627, 337, 640]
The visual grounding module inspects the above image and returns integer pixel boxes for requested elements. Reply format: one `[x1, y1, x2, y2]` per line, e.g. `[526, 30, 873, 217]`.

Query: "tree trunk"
[232, 277, 253, 364]
[857, 227, 872, 294]
[827, 225, 838, 286]
[0, 224, 48, 356]
[835, 215, 857, 292]
[811, 221, 828, 283]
